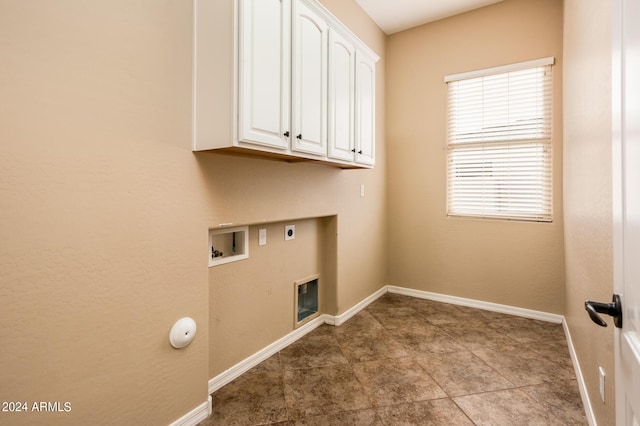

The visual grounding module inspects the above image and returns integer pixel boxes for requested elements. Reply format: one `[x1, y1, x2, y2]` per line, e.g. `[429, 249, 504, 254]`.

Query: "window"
[445, 57, 554, 222]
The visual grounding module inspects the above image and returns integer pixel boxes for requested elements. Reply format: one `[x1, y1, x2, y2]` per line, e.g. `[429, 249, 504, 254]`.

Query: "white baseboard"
[208, 284, 566, 396]
[327, 285, 388, 326]
[388, 285, 592, 424]
[563, 320, 597, 426]
[208, 313, 328, 394]
[169, 395, 212, 426]
[203, 284, 587, 426]
[387, 285, 564, 324]
[208, 285, 388, 394]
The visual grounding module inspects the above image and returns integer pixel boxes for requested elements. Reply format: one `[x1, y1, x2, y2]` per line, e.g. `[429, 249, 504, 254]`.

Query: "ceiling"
[354, 0, 505, 34]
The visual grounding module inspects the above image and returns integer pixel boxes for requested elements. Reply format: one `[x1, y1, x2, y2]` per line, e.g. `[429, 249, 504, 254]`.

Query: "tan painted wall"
[202, 0, 387, 379]
[563, 1, 615, 424]
[0, 1, 207, 424]
[209, 218, 337, 376]
[386, 0, 566, 313]
[319, 0, 389, 312]
[0, 0, 386, 424]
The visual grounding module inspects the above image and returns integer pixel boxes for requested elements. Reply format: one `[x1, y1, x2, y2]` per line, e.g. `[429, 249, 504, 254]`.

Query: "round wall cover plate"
[170, 317, 197, 349]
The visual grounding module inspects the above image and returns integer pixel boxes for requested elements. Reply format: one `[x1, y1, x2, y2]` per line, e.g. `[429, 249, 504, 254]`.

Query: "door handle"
[585, 294, 622, 328]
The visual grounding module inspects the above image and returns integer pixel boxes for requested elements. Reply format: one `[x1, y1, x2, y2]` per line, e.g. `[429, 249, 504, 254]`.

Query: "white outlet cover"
[259, 228, 267, 246]
[285, 225, 295, 241]
[599, 366, 605, 401]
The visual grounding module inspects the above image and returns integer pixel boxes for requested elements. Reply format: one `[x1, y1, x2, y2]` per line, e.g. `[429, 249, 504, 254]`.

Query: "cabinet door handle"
[351, 149, 356, 153]
[284, 131, 290, 137]
[296, 134, 302, 139]
[358, 150, 363, 154]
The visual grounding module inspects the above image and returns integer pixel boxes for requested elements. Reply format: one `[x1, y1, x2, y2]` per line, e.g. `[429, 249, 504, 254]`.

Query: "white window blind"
[445, 58, 554, 222]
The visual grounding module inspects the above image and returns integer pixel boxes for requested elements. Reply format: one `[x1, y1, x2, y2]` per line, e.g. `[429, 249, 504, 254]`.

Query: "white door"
[238, 0, 291, 150]
[355, 51, 376, 166]
[613, 0, 640, 424]
[291, 0, 327, 157]
[328, 28, 355, 162]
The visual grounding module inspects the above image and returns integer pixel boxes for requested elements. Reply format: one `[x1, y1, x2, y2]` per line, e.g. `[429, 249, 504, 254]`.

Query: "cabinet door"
[238, 0, 291, 150]
[327, 29, 355, 162]
[291, 0, 328, 156]
[355, 51, 375, 166]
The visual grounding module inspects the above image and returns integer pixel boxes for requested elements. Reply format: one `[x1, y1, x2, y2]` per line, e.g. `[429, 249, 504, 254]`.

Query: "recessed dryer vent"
[294, 275, 320, 328]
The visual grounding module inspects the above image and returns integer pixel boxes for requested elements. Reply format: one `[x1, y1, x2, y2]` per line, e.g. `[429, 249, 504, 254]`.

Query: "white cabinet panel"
[355, 51, 375, 166]
[328, 29, 355, 162]
[292, 0, 328, 156]
[238, 0, 290, 150]
[193, 0, 378, 168]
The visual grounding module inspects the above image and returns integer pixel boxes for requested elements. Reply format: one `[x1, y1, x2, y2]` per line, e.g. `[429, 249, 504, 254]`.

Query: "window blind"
[445, 58, 553, 222]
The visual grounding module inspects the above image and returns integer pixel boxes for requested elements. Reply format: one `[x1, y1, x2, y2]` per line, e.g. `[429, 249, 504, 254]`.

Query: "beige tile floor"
[199, 293, 587, 425]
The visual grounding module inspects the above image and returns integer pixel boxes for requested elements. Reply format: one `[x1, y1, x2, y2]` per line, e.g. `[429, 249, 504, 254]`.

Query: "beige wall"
[0, 1, 207, 424]
[5, 0, 616, 423]
[563, 1, 615, 424]
[209, 217, 338, 376]
[0, 0, 386, 425]
[386, 0, 566, 313]
[318, 0, 388, 312]
[201, 0, 387, 379]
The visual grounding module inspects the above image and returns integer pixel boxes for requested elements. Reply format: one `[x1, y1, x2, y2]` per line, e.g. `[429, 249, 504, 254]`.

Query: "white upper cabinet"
[238, 0, 291, 150]
[355, 52, 376, 166]
[291, 0, 328, 157]
[328, 28, 355, 162]
[193, 0, 379, 168]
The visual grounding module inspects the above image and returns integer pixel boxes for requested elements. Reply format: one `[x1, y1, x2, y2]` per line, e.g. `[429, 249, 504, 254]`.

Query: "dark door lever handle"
[585, 302, 608, 327]
[584, 294, 623, 328]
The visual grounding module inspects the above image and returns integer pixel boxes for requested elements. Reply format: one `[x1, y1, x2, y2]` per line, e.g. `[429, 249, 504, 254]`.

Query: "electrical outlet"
[259, 228, 267, 246]
[599, 367, 605, 402]
[285, 225, 295, 241]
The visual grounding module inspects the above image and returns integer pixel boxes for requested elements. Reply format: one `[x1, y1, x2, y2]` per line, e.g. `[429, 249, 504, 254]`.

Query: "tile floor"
[199, 293, 587, 425]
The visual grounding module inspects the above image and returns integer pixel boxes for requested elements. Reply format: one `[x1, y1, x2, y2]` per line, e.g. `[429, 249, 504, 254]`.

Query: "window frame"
[444, 57, 554, 222]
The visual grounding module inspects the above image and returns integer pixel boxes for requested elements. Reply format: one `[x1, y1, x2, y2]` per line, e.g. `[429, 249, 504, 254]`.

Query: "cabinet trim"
[291, 0, 329, 157]
[192, 0, 379, 169]
[300, 0, 379, 64]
